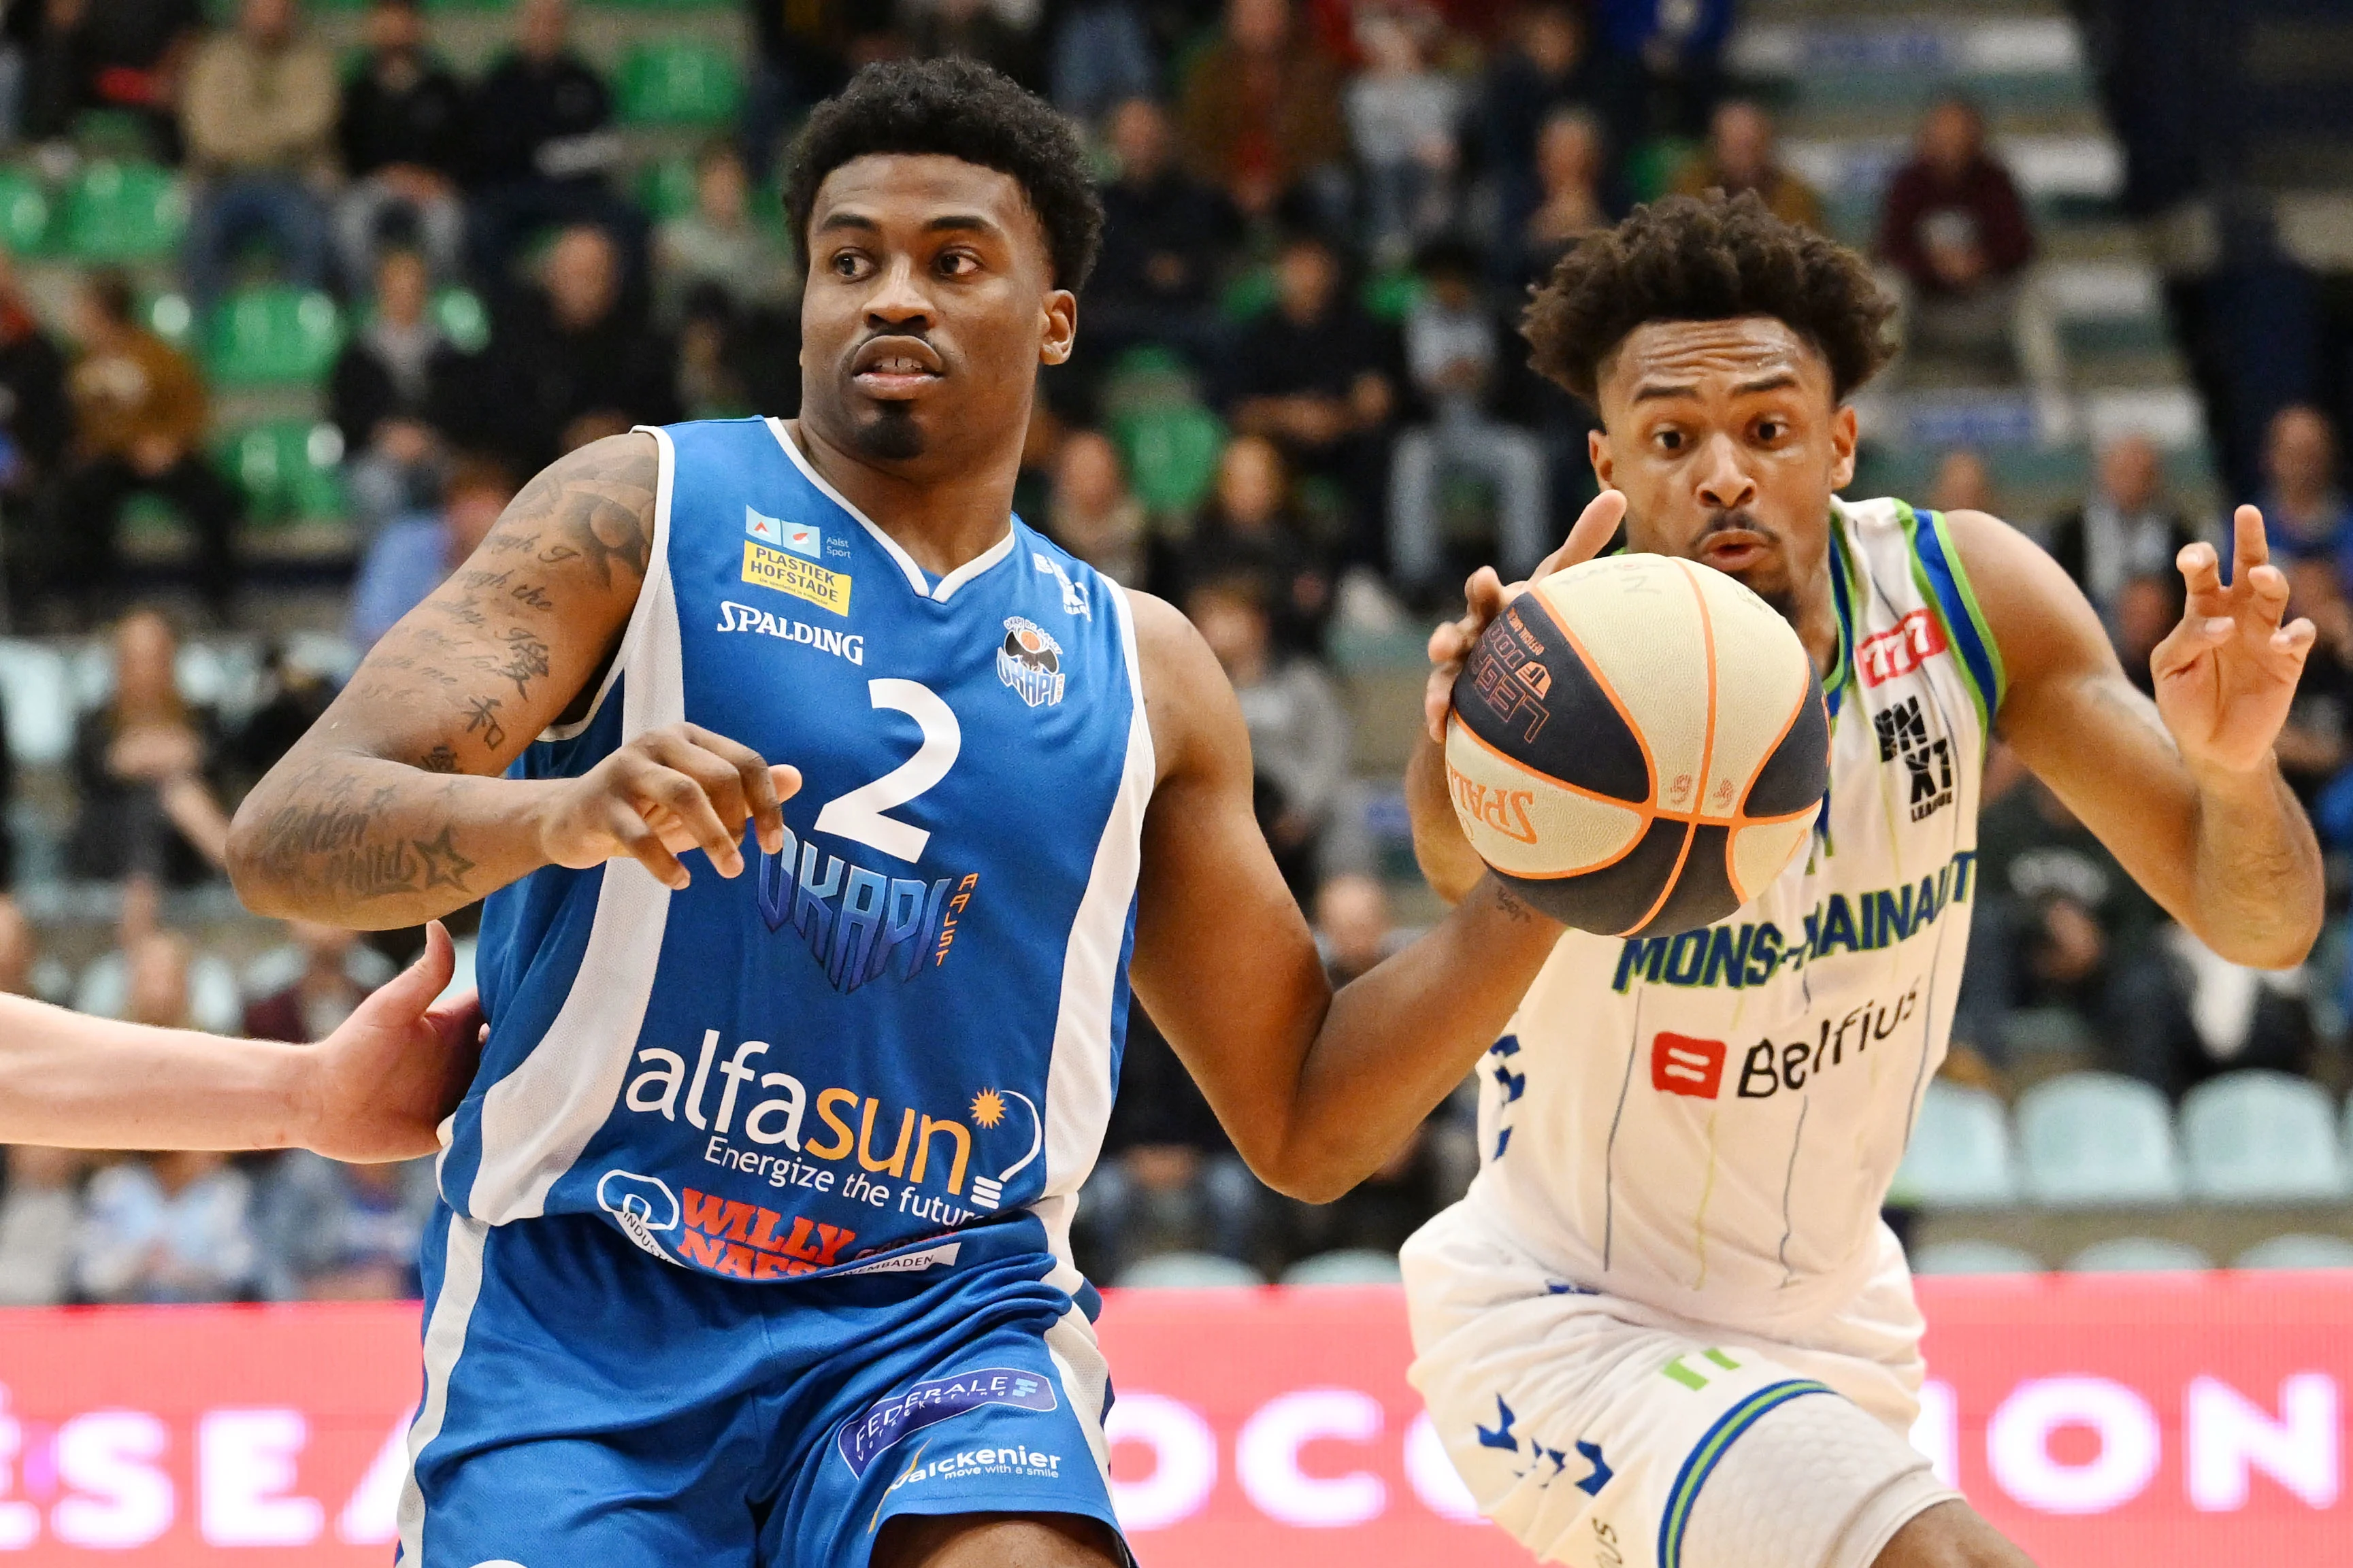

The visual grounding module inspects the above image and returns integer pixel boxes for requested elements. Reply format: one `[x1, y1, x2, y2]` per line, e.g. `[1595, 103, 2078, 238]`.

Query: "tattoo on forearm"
[461, 695, 506, 750]
[418, 744, 459, 773]
[510, 582, 555, 612]
[248, 768, 480, 903]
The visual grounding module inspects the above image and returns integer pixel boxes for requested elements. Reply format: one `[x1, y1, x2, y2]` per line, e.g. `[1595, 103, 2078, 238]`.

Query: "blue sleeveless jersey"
[438, 417, 1153, 1295]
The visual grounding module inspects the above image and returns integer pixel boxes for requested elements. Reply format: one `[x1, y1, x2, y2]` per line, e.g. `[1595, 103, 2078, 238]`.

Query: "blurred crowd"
[0, 0, 2341, 1298]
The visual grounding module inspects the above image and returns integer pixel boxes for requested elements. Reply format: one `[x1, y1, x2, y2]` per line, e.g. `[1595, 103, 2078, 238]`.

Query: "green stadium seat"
[2064, 1237, 2212, 1274]
[618, 43, 743, 128]
[1113, 402, 1223, 516]
[56, 161, 186, 263]
[2016, 1071, 2185, 1207]
[1888, 1080, 2017, 1208]
[216, 420, 348, 523]
[1115, 1252, 1264, 1287]
[203, 286, 345, 388]
[432, 286, 490, 353]
[0, 168, 51, 256]
[636, 157, 700, 220]
[142, 292, 193, 348]
[1280, 1249, 1402, 1285]
[1908, 1240, 2041, 1277]
[2180, 1070, 2351, 1203]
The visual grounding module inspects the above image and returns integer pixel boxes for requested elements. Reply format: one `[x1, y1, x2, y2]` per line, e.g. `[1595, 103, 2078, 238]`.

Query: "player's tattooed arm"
[229, 435, 797, 930]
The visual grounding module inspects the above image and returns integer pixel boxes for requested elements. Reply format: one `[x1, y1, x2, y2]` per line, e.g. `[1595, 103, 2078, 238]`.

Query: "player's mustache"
[1695, 510, 1775, 545]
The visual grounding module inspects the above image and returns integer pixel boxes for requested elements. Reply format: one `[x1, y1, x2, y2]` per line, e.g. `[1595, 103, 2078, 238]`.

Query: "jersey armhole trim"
[1899, 502, 2005, 735]
[1104, 577, 1158, 784]
[539, 425, 676, 744]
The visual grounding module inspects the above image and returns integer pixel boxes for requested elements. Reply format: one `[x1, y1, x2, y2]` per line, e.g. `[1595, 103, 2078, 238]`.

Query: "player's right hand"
[534, 722, 802, 889]
[1424, 488, 1628, 744]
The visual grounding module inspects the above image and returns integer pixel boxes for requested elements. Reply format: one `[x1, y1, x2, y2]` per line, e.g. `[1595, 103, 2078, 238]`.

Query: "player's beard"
[850, 402, 926, 461]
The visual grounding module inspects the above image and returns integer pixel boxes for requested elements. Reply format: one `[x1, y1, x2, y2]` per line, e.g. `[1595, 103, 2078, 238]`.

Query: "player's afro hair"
[1523, 192, 1897, 410]
[785, 59, 1103, 292]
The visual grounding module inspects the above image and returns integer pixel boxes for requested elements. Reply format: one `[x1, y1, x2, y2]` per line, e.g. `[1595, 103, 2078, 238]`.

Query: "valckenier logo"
[744, 539, 851, 617]
[748, 505, 824, 561]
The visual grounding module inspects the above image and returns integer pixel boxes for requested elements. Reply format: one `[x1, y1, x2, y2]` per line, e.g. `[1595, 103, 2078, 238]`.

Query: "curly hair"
[785, 59, 1104, 292]
[1523, 193, 1897, 410]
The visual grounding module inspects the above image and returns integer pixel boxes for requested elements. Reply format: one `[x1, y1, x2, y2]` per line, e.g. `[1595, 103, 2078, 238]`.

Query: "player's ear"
[1829, 404, 1858, 491]
[1587, 425, 1614, 488]
[1040, 288, 1076, 367]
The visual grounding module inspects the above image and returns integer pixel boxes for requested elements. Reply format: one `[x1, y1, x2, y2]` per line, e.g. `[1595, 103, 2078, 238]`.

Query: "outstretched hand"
[2152, 505, 2318, 777]
[1424, 489, 1629, 745]
[303, 921, 484, 1163]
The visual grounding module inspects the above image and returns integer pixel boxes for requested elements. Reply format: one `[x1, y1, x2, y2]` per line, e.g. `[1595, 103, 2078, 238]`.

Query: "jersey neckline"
[763, 416, 1019, 605]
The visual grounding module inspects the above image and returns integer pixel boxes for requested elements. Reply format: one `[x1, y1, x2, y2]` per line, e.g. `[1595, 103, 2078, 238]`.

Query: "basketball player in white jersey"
[0, 921, 476, 1160]
[1400, 193, 2324, 1568]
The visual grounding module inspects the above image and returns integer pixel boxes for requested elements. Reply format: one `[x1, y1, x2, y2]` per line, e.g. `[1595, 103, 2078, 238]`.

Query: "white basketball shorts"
[1401, 1205, 1960, 1568]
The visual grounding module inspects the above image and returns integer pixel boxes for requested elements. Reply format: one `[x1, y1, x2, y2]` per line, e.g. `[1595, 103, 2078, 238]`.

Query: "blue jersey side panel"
[444, 418, 1143, 1284]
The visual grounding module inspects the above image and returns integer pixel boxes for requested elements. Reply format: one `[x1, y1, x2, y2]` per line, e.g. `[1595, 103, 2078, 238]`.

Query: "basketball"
[1445, 554, 1830, 937]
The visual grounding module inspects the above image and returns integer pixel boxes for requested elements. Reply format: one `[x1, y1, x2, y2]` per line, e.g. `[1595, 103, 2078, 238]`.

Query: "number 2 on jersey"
[812, 679, 961, 862]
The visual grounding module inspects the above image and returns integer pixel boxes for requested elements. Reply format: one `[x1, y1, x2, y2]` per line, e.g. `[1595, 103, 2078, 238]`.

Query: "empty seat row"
[1893, 1069, 2353, 1209]
[1912, 1233, 2353, 1276]
[0, 633, 362, 767]
[1113, 1249, 1404, 1288]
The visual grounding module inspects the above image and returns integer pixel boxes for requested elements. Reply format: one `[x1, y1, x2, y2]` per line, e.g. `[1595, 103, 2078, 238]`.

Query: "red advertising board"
[0, 1275, 2345, 1564]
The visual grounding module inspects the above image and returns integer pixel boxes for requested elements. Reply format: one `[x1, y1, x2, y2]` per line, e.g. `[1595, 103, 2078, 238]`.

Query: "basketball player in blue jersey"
[226, 59, 1604, 1568]
[1396, 195, 2323, 1568]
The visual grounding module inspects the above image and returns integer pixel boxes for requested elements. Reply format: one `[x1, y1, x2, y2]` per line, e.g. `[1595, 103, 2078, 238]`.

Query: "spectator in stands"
[2274, 557, 2353, 808]
[1389, 238, 1547, 602]
[1187, 434, 1328, 650]
[0, 246, 69, 624]
[1047, 0, 1154, 124]
[1085, 97, 1238, 372]
[2256, 403, 2352, 566]
[476, 223, 679, 470]
[1669, 98, 1823, 233]
[1187, 571, 1349, 895]
[244, 919, 376, 1044]
[1080, 1006, 1266, 1280]
[332, 246, 469, 531]
[0, 898, 31, 995]
[333, 0, 469, 293]
[1516, 106, 1611, 286]
[66, 609, 232, 884]
[653, 141, 795, 327]
[2046, 432, 2198, 621]
[0, 1144, 82, 1306]
[349, 452, 515, 646]
[1045, 429, 1145, 586]
[1345, 3, 1463, 267]
[1877, 96, 2035, 375]
[1176, 0, 1347, 222]
[178, 0, 339, 309]
[23, 0, 203, 161]
[904, 0, 1039, 90]
[1315, 871, 1398, 984]
[739, 0, 877, 185]
[222, 639, 340, 787]
[75, 1139, 262, 1303]
[1928, 446, 1995, 516]
[50, 272, 241, 619]
[465, 0, 636, 297]
[1590, 0, 1732, 142]
[1477, 1, 1605, 268]
[1223, 230, 1397, 552]
[257, 1148, 435, 1299]
[2109, 569, 2180, 697]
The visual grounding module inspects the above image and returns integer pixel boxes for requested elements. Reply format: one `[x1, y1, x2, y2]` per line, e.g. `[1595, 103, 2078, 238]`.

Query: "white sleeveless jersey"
[1460, 497, 2005, 1332]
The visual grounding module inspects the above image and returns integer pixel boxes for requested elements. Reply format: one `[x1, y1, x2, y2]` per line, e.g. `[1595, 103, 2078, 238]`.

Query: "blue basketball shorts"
[394, 1205, 1125, 1567]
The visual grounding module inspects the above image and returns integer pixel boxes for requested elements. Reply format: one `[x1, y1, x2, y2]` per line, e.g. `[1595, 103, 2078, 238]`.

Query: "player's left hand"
[301, 921, 484, 1163]
[1425, 488, 1628, 744]
[2152, 504, 2319, 776]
